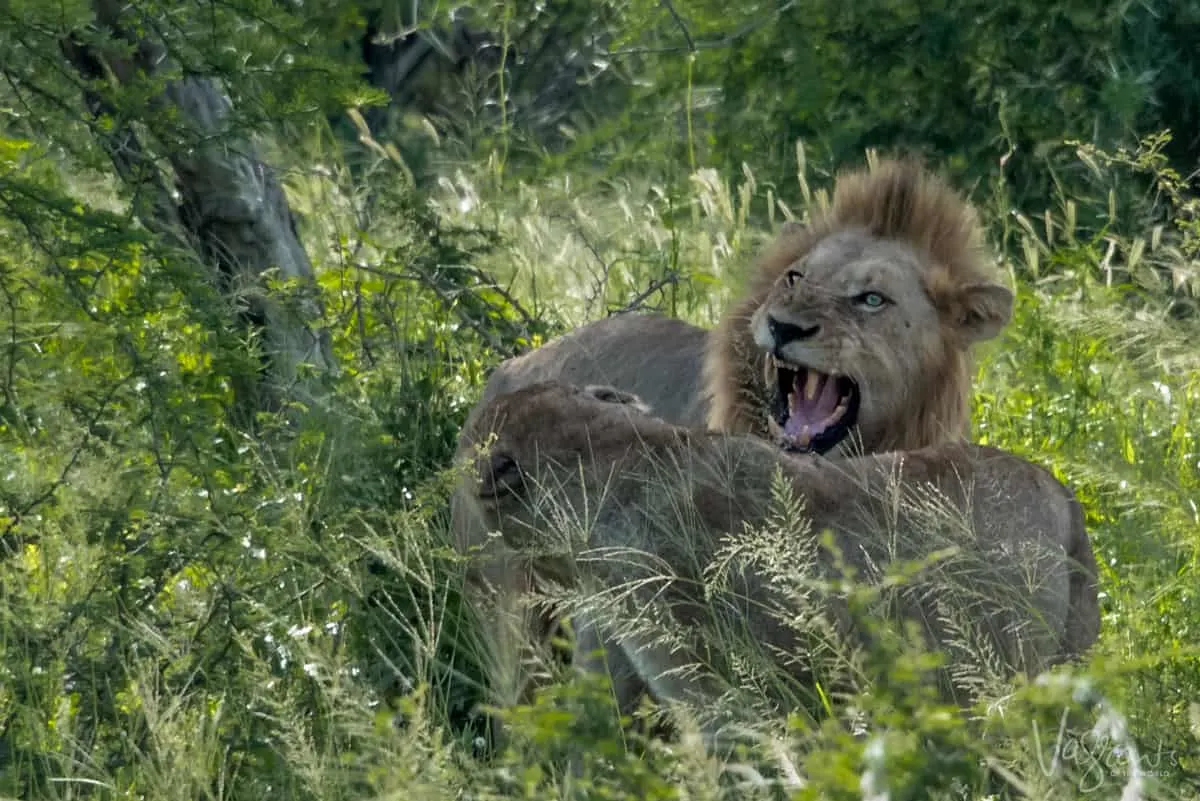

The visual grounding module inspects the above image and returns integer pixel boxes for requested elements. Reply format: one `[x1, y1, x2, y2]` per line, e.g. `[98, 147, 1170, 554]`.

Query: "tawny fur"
[705, 157, 1010, 451]
[449, 157, 1014, 738]
[461, 382, 1102, 753]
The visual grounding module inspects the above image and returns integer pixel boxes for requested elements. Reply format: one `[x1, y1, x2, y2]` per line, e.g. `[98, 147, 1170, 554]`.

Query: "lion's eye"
[856, 291, 888, 309]
[784, 268, 804, 287]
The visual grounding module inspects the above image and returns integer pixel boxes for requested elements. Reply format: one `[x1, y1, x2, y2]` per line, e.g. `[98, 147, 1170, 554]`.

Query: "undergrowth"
[1, 127, 1199, 800]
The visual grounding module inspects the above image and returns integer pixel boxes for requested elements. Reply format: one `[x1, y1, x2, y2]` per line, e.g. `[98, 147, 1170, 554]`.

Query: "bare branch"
[608, 271, 685, 316]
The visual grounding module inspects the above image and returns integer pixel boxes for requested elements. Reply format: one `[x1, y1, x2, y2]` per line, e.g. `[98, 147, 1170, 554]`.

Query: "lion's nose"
[767, 315, 820, 348]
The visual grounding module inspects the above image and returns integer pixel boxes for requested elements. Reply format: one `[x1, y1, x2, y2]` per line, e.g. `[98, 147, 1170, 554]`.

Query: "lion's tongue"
[785, 371, 842, 440]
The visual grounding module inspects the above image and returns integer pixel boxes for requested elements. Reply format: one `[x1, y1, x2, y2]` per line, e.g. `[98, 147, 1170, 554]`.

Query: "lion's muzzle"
[766, 356, 860, 453]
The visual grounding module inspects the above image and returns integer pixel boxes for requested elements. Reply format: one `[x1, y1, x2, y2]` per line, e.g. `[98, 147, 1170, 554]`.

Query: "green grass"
[2, 128, 1199, 800]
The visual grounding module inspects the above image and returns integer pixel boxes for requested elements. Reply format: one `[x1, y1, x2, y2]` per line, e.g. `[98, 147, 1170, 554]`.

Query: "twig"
[659, 0, 696, 52]
[355, 260, 540, 356]
[547, 210, 617, 317]
[609, 271, 685, 316]
[455, 263, 540, 333]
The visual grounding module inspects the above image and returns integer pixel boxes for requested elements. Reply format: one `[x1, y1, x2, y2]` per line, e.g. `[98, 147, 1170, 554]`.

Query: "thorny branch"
[353, 260, 543, 356]
[609, 271, 685, 316]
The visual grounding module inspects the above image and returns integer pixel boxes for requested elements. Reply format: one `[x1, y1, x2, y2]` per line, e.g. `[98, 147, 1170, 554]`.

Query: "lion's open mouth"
[768, 358, 859, 454]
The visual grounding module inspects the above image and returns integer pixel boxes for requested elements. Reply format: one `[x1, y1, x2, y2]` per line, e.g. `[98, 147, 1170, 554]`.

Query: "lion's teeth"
[804, 371, 821, 400]
[794, 426, 812, 449]
[817, 401, 848, 429]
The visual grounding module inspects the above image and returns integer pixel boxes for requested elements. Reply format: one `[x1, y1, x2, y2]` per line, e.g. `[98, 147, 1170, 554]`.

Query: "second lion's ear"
[478, 452, 524, 498]
[582, 384, 652, 415]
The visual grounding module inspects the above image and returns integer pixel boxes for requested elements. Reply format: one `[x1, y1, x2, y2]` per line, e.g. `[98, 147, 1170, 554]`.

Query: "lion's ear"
[955, 281, 1014, 343]
[779, 220, 806, 236]
[582, 384, 652, 414]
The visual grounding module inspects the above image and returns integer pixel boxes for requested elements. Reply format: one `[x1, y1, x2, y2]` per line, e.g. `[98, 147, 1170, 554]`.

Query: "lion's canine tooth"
[821, 401, 848, 428]
[795, 426, 812, 449]
[804, 370, 821, 400]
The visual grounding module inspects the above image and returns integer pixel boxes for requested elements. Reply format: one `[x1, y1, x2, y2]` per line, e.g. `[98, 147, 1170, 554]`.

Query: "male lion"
[458, 157, 1012, 457]
[450, 158, 1015, 734]
[461, 381, 1101, 753]
[704, 158, 1013, 454]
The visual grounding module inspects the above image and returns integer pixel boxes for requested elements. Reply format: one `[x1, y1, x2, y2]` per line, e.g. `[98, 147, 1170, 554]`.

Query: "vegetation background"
[1, 1, 1198, 798]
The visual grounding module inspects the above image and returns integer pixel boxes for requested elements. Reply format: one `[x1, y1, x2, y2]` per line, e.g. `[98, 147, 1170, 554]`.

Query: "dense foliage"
[0, 1, 1198, 799]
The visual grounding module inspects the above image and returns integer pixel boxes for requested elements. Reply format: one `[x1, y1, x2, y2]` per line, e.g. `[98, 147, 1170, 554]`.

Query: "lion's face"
[750, 229, 953, 455]
[462, 383, 659, 546]
[707, 159, 1015, 457]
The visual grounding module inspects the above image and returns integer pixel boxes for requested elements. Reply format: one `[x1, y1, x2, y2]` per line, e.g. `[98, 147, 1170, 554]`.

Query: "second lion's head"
[457, 382, 669, 551]
[705, 158, 1012, 456]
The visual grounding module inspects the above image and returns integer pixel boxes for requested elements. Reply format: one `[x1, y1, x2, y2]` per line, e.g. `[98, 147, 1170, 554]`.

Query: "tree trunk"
[61, 0, 335, 415]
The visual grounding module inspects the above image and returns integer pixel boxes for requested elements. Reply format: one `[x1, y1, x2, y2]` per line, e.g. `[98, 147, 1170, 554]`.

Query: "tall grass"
[428, 138, 1200, 798]
[2, 129, 1198, 800]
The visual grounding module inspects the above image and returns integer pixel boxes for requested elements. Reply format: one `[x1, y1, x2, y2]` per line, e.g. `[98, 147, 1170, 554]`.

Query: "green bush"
[1, 1, 1199, 798]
